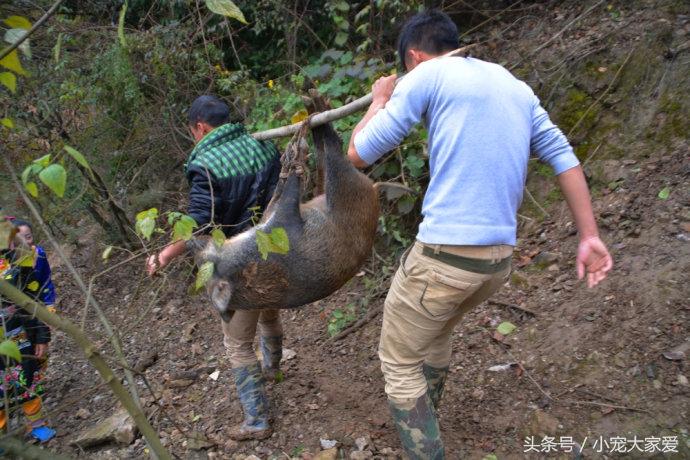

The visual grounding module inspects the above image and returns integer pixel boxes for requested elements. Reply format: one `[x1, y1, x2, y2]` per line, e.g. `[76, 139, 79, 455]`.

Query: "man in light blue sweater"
[348, 10, 613, 459]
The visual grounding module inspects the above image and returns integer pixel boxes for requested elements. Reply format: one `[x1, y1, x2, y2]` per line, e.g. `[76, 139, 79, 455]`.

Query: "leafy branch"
[0, 0, 64, 61]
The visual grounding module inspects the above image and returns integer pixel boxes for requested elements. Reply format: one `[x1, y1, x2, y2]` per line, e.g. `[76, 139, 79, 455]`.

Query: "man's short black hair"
[397, 10, 459, 70]
[10, 218, 31, 230]
[188, 95, 230, 127]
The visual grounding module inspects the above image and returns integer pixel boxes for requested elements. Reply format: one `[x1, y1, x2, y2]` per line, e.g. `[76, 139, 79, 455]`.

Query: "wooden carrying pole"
[251, 44, 476, 141]
[253, 93, 372, 140]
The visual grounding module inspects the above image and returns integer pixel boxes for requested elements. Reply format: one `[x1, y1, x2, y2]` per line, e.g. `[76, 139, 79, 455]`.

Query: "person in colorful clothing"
[147, 95, 284, 440]
[348, 10, 613, 459]
[11, 219, 57, 312]
[0, 224, 55, 443]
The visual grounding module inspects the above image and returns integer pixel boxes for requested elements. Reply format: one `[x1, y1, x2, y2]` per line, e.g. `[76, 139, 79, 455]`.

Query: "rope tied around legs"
[279, 116, 314, 183]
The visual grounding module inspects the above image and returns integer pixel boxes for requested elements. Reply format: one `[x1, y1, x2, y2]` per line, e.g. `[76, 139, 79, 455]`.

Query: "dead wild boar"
[188, 121, 379, 321]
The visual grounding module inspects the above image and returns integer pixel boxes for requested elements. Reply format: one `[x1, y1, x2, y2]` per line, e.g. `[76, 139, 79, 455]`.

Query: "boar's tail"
[373, 182, 415, 196]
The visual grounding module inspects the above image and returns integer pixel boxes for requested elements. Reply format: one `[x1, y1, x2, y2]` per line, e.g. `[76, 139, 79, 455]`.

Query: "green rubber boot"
[388, 393, 445, 460]
[229, 362, 272, 441]
[259, 335, 283, 382]
[423, 364, 449, 410]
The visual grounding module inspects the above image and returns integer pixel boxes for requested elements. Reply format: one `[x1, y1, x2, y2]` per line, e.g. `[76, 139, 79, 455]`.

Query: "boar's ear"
[209, 278, 233, 315]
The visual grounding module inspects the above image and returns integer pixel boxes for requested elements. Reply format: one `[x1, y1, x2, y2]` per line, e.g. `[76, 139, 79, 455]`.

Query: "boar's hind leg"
[265, 172, 303, 229]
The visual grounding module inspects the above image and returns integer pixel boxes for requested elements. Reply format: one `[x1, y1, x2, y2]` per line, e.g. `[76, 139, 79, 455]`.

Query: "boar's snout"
[208, 277, 234, 321]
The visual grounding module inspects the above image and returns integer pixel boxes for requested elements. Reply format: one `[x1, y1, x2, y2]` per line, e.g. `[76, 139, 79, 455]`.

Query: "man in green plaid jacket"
[147, 95, 284, 440]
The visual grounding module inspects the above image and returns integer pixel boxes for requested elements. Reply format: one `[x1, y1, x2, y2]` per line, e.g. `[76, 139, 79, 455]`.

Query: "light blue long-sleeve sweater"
[354, 56, 580, 246]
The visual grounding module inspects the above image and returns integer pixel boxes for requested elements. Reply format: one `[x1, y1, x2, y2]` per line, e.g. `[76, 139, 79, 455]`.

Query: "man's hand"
[348, 74, 398, 167]
[576, 236, 613, 288]
[372, 74, 397, 107]
[146, 240, 187, 276]
[146, 253, 162, 276]
[35, 343, 48, 359]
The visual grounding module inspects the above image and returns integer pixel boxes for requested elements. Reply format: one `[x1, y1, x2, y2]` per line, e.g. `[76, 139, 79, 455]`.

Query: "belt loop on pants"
[421, 246, 511, 274]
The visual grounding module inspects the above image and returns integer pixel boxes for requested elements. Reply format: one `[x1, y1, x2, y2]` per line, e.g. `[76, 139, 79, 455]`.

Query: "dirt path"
[36, 142, 688, 459]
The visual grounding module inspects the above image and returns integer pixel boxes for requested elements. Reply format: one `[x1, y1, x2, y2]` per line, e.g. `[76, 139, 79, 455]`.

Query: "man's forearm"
[557, 165, 599, 240]
[347, 101, 385, 168]
[160, 239, 188, 263]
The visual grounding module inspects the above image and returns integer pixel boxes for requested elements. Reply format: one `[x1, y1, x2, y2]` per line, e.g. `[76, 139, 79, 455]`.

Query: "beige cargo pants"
[221, 309, 282, 367]
[379, 241, 512, 403]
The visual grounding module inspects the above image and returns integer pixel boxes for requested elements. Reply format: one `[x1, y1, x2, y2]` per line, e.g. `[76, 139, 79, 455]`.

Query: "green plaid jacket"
[185, 123, 277, 179]
[184, 123, 281, 235]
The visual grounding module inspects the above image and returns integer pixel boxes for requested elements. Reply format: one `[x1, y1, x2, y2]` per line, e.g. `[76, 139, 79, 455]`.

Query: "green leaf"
[334, 32, 348, 47]
[63, 145, 91, 170]
[136, 208, 159, 220]
[137, 219, 155, 240]
[0, 339, 22, 362]
[0, 49, 28, 76]
[211, 228, 225, 248]
[269, 227, 289, 254]
[496, 321, 517, 335]
[172, 215, 198, 242]
[102, 245, 113, 262]
[256, 228, 290, 260]
[1, 117, 14, 129]
[54, 33, 62, 63]
[195, 261, 214, 291]
[205, 0, 248, 24]
[38, 164, 67, 198]
[21, 164, 32, 185]
[340, 51, 353, 65]
[25, 181, 38, 198]
[118, 3, 127, 48]
[167, 211, 183, 226]
[256, 229, 271, 260]
[3, 16, 32, 30]
[0, 71, 16, 93]
[404, 154, 425, 178]
[135, 208, 158, 241]
[4, 29, 31, 58]
[658, 186, 671, 200]
[33, 154, 51, 167]
[333, 1, 350, 12]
